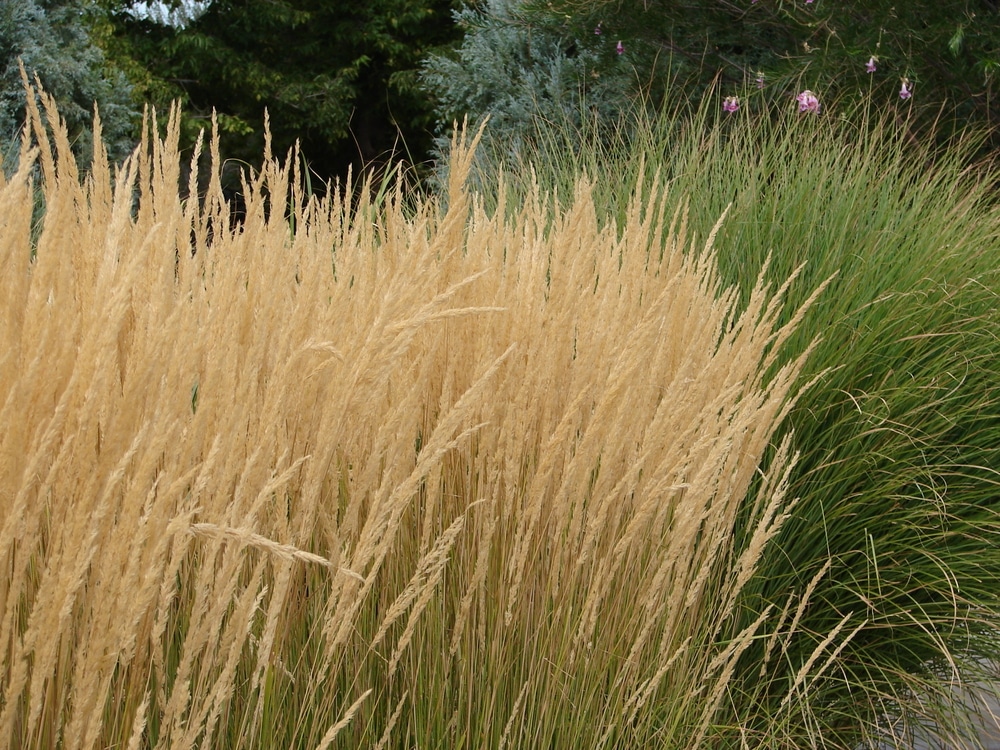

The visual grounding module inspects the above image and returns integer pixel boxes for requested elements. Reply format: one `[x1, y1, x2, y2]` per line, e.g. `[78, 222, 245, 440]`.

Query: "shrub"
[523, 0, 1000, 147]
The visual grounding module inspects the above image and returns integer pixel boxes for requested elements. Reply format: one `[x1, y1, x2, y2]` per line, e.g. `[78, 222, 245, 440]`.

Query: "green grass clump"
[471, 98, 1000, 746]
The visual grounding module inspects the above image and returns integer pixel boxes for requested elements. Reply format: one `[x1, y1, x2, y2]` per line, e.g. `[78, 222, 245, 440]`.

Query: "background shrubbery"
[7, 0, 1000, 184]
[0, 0, 135, 168]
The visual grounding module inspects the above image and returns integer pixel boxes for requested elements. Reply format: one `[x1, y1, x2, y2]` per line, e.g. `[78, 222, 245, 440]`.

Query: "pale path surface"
[911, 680, 1000, 750]
[878, 662, 1000, 749]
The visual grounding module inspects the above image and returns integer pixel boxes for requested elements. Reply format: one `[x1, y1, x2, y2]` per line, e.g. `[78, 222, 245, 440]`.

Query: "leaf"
[948, 24, 964, 57]
[979, 58, 1000, 83]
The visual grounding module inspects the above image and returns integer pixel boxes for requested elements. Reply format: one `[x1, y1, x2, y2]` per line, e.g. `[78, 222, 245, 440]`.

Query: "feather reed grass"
[0, 84, 842, 748]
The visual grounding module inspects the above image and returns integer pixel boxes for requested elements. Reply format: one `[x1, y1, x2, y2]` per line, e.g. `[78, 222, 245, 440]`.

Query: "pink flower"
[866, 56, 877, 73]
[899, 78, 912, 99]
[616, 40, 624, 55]
[723, 96, 740, 113]
[796, 89, 821, 113]
[594, 23, 602, 35]
[806, 0, 814, 3]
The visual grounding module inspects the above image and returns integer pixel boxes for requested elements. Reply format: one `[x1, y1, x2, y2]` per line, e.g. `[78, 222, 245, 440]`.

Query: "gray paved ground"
[878, 664, 1000, 749]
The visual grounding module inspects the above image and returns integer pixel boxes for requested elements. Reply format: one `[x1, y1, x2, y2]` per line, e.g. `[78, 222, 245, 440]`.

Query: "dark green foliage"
[102, 0, 461, 185]
[523, 0, 1000, 145]
[456, 98, 1000, 746]
[1, 0, 137, 168]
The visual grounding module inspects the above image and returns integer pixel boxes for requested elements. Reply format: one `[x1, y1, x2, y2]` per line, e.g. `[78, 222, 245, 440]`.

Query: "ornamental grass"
[0, 83, 841, 749]
[465, 93, 1000, 747]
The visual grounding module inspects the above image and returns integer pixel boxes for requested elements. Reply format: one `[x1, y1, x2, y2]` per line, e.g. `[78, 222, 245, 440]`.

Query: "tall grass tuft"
[0, 86, 842, 748]
[470, 96, 1000, 747]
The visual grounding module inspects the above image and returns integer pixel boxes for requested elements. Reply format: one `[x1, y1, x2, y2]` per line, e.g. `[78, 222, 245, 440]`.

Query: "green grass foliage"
[467, 96, 1000, 746]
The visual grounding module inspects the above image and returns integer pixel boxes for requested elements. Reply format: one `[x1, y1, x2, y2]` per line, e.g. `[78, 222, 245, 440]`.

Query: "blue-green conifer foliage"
[421, 0, 632, 175]
[1, 0, 137, 169]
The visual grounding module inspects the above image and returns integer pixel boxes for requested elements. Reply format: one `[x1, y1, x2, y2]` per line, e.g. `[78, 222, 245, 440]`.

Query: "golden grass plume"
[0, 84, 831, 749]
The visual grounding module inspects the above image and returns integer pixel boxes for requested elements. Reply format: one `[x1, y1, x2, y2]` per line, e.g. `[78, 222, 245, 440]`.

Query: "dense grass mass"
[1, 87, 824, 749]
[2, 88, 1000, 749]
[469, 101, 1000, 746]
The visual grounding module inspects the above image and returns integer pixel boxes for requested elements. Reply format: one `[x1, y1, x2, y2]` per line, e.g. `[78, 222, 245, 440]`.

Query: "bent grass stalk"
[1, 85, 840, 748]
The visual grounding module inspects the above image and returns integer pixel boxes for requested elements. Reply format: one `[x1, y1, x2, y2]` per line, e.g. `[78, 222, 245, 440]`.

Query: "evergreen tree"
[422, 0, 630, 146]
[419, 0, 634, 187]
[1, 0, 137, 168]
[101, 0, 461, 185]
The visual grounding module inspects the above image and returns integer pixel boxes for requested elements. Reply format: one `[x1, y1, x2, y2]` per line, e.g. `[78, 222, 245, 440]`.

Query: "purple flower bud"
[796, 89, 821, 113]
[594, 23, 602, 35]
[756, 72, 765, 89]
[899, 79, 912, 99]
[616, 40, 624, 55]
[866, 56, 877, 73]
[723, 96, 740, 113]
